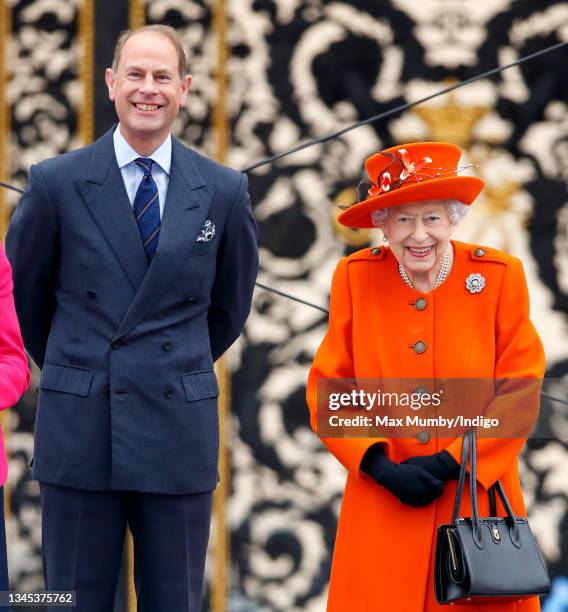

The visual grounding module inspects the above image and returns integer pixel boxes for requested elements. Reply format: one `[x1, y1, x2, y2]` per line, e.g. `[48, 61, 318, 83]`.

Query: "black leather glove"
[401, 450, 460, 482]
[361, 444, 444, 507]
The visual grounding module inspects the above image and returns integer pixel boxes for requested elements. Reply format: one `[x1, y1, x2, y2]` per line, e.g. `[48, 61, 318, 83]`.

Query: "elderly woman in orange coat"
[306, 142, 545, 611]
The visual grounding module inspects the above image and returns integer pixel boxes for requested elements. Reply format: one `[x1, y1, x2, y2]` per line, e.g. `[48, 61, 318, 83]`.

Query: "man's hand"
[361, 445, 445, 507]
[401, 451, 460, 482]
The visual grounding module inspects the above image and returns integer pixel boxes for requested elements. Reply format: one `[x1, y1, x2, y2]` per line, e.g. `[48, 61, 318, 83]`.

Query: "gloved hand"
[401, 450, 460, 482]
[361, 444, 444, 507]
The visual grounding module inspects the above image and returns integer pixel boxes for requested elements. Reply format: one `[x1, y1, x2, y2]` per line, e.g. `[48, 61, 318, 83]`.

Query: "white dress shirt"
[113, 125, 172, 219]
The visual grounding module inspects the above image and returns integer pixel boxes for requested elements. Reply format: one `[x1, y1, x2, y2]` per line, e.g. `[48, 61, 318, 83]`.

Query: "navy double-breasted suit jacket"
[6, 128, 258, 494]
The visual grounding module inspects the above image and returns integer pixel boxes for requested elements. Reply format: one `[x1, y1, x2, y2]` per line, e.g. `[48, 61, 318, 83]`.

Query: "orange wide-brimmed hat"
[338, 141, 484, 228]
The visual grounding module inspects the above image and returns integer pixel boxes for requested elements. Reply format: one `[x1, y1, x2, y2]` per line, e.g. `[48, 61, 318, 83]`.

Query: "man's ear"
[105, 68, 116, 102]
[179, 74, 192, 106]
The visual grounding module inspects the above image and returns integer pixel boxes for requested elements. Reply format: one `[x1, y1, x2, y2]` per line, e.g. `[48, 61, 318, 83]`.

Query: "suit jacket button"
[162, 341, 172, 352]
[111, 340, 121, 350]
[371, 248, 381, 255]
[86, 291, 96, 300]
[104, 385, 110, 397]
[164, 387, 174, 399]
[417, 431, 430, 444]
[415, 298, 427, 311]
[412, 341, 427, 354]
[474, 248, 486, 257]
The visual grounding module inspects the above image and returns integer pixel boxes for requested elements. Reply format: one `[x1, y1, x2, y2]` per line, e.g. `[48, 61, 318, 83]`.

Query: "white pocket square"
[196, 220, 215, 242]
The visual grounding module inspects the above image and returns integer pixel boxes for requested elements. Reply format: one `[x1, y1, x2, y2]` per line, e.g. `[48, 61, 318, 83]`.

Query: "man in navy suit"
[6, 24, 258, 611]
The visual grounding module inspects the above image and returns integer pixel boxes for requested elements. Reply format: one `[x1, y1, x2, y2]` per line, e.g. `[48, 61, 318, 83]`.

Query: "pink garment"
[0, 245, 30, 485]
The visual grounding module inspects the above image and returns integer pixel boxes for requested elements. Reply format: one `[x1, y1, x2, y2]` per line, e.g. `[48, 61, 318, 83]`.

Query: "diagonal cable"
[540, 391, 568, 407]
[0, 181, 23, 194]
[242, 40, 568, 172]
[255, 281, 329, 314]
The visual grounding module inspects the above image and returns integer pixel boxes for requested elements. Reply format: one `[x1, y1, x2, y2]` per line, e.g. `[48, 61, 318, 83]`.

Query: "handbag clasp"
[492, 525, 500, 541]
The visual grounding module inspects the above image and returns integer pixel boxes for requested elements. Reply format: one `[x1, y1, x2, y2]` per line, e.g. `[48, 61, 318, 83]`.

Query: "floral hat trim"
[366, 148, 476, 198]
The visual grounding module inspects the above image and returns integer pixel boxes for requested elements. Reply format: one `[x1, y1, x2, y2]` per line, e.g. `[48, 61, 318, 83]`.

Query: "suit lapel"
[113, 139, 216, 340]
[77, 128, 148, 291]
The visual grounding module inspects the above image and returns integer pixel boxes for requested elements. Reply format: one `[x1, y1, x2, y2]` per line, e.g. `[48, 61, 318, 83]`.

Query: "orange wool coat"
[306, 240, 546, 612]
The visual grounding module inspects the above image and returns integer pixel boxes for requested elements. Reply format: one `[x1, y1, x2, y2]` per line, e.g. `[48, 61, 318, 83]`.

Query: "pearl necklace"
[398, 244, 453, 290]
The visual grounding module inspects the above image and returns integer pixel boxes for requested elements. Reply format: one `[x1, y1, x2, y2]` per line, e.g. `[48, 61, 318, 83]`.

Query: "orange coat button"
[415, 298, 427, 311]
[413, 341, 426, 354]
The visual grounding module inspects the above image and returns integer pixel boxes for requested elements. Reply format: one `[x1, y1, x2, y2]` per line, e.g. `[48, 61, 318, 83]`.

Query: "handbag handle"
[452, 429, 521, 546]
[451, 429, 470, 523]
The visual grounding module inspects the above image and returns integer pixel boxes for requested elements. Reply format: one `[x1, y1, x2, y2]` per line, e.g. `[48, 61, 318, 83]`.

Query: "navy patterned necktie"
[133, 157, 161, 262]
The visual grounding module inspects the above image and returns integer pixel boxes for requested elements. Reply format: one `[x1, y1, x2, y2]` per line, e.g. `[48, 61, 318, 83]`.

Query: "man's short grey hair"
[370, 199, 469, 228]
[112, 25, 188, 79]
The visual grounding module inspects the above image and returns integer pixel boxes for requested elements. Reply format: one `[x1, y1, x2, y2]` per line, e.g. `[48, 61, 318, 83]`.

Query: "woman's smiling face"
[382, 200, 452, 277]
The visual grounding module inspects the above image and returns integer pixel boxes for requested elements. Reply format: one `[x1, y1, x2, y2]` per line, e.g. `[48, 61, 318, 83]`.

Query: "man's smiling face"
[105, 31, 192, 154]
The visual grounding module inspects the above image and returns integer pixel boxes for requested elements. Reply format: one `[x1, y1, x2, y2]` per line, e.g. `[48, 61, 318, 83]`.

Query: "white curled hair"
[445, 199, 469, 225]
[370, 199, 469, 228]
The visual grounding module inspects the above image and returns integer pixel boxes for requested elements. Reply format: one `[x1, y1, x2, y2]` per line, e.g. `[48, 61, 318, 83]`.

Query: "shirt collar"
[113, 125, 172, 175]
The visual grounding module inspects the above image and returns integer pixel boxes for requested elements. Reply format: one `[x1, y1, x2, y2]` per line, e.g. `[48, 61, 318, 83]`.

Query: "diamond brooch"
[465, 273, 485, 294]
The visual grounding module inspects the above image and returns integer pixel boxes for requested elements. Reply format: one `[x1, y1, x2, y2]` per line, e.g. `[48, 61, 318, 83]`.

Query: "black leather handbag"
[435, 429, 550, 605]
